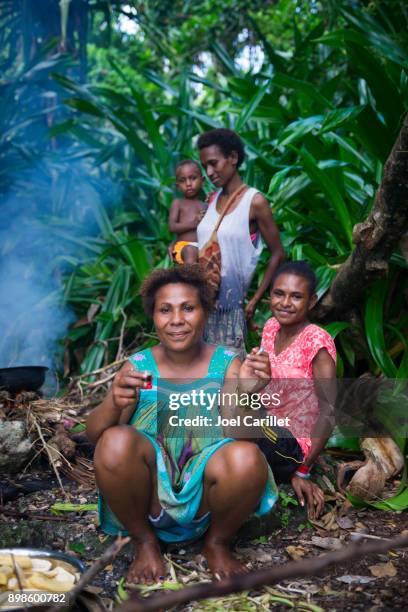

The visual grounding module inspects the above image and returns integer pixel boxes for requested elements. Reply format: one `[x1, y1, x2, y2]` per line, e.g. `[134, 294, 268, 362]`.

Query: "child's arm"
[304, 348, 337, 468]
[168, 199, 200, 233]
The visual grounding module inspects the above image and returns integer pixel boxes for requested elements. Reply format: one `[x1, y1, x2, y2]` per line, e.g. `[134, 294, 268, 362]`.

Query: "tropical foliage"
[0, 0, 407, 378]
[55, 2, 408, 378]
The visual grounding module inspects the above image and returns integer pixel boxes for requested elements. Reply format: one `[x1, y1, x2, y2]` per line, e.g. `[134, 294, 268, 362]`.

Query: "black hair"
[140, 265, 215, 317]
[175, 159, 202, 175]
[197, 129, 246, 168]
[271, 261, 317, 295]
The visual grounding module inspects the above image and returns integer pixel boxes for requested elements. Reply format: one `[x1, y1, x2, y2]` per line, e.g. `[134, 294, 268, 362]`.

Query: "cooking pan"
[0, 366, 48, 393]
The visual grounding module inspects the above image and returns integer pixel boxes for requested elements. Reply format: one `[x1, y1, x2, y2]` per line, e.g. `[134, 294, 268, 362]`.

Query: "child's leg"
[181, 244, 199, 263]
[94, 425, 165, 584]
[256, 425, 304, 483]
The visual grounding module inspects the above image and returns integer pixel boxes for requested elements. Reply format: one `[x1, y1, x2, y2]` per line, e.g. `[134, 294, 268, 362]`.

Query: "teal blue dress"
[99, 345, 278, 542]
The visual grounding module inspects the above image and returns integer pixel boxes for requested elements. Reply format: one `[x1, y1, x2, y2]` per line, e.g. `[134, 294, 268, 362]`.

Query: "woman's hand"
[245, 297, 258, 320]
[112, 362, 151, 411]
[197, 208, 207, 223]
[290, 475, 325, 520]
[238, 347, 271, 394]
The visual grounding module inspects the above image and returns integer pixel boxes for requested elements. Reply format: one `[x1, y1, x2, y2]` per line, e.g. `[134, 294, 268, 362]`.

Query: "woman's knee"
[94, 425, 154, 473]
[207, 441, 268, 486]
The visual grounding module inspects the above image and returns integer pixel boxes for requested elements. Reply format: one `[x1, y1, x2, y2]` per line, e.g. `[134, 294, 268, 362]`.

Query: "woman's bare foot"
[126, 539, 166, 585]
[203, 540, 249, 580]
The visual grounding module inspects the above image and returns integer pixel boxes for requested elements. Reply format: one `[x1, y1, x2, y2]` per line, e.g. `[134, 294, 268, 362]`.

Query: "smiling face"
[270, 273, 317, 327]
[199, 145, 238, 188]
[175, 163, 204, 199]
[153, 283, 207, 351]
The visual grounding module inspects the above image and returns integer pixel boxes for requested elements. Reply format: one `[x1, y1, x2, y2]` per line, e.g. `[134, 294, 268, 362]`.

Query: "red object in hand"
[143, 371, 152, 389]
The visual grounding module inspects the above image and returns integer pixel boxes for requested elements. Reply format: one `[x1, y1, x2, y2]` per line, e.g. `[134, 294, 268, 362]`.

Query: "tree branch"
[116, 533, 408, 612]
[51, 536, 130, 612]
[314, 113, 408, 321]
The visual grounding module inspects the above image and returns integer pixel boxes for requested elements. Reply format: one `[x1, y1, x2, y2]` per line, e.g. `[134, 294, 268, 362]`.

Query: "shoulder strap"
[213, 184, 248, 232]
[128, 348, 159, 377]
[207, 346, 240, 377]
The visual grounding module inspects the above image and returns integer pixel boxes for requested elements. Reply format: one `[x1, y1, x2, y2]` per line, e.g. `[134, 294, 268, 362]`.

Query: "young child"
[168, 160, 207, 264]
[245, 261, 337, 518]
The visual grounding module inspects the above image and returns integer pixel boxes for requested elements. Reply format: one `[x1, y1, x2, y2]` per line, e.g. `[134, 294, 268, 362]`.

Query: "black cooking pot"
[0, 366, 49, 393]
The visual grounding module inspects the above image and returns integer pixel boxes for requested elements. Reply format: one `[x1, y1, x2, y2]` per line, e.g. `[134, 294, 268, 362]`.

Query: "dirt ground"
[1, 471, 408, 612]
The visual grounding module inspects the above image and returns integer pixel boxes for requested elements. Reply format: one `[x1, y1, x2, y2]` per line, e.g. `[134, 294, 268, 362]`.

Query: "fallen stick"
[33, 418, 67, 497]
[350, 531, 391, 542]
[72, 359, 126, 380]
[85, 371, 117, 389]
[50, 536, 131, 612]
[117, 533, 408, 612]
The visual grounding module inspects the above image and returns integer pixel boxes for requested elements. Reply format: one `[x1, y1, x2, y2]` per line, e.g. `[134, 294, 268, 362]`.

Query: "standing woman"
[86, 266, 278, 584]
[197, 128, 284, 356]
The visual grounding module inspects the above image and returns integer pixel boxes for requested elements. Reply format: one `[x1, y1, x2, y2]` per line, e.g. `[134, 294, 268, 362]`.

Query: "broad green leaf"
[273, 72, 333, 111]
[65, 98, 105, 118]
[211, 41, 242, 76]
[299, 148, 353, 246]
[364, 279, 397, 377]
[319, 106, 365, 134]
[323, 322, 351, 338]
[235, 79, 271, 131]
[277, 115, 324, 148]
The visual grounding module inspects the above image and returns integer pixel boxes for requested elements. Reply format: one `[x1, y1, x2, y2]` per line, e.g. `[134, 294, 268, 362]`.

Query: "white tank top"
[197, 187, 263, 310]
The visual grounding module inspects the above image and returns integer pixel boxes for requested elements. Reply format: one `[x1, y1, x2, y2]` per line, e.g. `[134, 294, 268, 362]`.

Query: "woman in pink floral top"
[247, 261, 337, 518]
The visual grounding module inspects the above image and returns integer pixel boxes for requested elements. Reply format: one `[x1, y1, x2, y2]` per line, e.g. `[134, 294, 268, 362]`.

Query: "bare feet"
[203, 540, 249, 580]
[126, 539, 166, 585]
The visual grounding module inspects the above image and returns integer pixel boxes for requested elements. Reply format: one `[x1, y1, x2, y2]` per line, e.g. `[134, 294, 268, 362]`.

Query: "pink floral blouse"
[261, 317, 336, 459]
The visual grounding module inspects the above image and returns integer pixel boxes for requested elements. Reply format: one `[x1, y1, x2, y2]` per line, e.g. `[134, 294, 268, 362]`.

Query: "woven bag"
[198, 184, 247, 295]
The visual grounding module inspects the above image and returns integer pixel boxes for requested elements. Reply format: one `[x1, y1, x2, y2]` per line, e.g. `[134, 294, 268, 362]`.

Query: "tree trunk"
[314, 113, 408, 321]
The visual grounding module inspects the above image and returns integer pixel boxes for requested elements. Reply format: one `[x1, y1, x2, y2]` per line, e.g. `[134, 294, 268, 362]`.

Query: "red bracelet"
[296, 465, 311, 476]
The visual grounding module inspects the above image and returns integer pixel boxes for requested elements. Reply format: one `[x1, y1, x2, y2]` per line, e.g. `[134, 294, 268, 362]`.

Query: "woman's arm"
[85, 361, 146, 444]
[303, 348, 337, 468]
[245, 194, 285, 320]
[218, 350, 271, 439]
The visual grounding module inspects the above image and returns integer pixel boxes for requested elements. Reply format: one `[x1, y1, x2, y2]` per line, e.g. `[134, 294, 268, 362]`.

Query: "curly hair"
[140, 265, 215, 317]
[175, 159, 202, 176]
[271, 261, 317, 295]
[197, 129, 245, 168]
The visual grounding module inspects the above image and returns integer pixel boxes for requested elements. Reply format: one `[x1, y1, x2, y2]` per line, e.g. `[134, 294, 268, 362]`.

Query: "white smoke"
[0, 159, 117, 368]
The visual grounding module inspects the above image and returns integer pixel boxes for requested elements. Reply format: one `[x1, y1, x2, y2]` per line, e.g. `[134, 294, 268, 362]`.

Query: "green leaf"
[273, 72, 333, 111]
[235, 78, 271, 131]
[299, 148, 353, 246]
[345, 42, 404, 130]
[65, 98, 105, 119]
[277, 115, 324, 148]
[69, 542, 86, 555]
[116, 237, 150, 282]
[319, 106, 365, 134]
[323, 322, 351, 339]
[326, 429, 360, 451]
[364, 279, 397, 377]
[211, 41, 241, 76]
[51, 503, 97, 515]
[69, 423, 86, 433]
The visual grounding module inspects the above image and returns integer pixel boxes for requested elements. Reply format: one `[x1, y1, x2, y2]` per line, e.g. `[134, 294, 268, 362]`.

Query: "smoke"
[0, 158, 118, 369]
